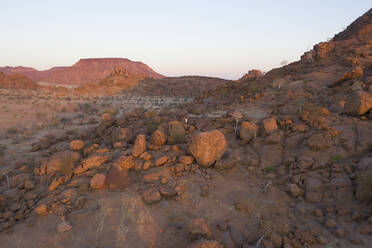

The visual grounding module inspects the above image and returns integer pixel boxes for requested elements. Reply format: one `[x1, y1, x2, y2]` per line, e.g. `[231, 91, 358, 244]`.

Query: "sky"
[1, 1, 371, 79]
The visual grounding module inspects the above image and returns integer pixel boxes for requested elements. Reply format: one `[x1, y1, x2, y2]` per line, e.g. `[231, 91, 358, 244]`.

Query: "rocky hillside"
[0, 8, 371, 248]
[0, 72, 39, 90]
[0, 58, 164, 86]
[131, 76, 229, 97]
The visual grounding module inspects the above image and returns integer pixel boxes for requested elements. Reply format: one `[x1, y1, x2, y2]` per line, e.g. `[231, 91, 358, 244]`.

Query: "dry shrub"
[356, 169, 372, 201]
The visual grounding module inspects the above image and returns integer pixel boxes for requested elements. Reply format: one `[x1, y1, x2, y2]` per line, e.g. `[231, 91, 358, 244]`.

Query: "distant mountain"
[0, 58, 164, 86]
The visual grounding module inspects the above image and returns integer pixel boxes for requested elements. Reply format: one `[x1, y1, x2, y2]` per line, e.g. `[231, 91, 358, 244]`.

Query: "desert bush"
[59, 156, 79, 181]
[0, 144, 7, 156]
[145, 117, 161, 135]
[356, 169, 372, 201]
[296, 97, 308, 114]
[264, 165, 277, 173]
[6, 127, 18, 134]
[332, 154, 343, 163]
[50, 117, 62, 127]
[167, 121, 186, 144]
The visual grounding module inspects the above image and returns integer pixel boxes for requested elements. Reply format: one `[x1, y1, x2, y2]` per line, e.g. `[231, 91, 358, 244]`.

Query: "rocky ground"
[0, 7, 371, 248]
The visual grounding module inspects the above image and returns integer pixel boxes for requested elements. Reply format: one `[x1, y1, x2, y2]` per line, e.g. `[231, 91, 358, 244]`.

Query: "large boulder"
[187, 130, 226, 167]
[345, 90, 372, 115]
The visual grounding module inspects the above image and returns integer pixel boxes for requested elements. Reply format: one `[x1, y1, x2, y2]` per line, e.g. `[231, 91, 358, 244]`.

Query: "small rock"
[217, 221, 228, 231]
[262, 117, 278, 135]
[334, 228, 346, 238]
[132, 134, 146, 158]
[90, 173, 106, 189]
[34, 204, 48, 216]
[239, 121, 259, 142]
[317, 235, 328, 245]
[49, 178, 61, 191]
[151, 129, 166, 146]
[271, 233, 282, 248]
[155, 155, 168, 166]
[24, 179, 35, 189]
[188, 218, 212, 241]
[289, 184, 301, 197]
[114, 156, 135, 171]
[189, 240, 223, 248]
[57, 221, 72, 233]
[324, 219, 337, 229]
[143, 188, 161, 205]
[69, 140, 85, 151]
[356, 223, 372, 235]
[307, 133, 331, 151]
[313, 208, 323, 217]
[179, 156, 194, 165]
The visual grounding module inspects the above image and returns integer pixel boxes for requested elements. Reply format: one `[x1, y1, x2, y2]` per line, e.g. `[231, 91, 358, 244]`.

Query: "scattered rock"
[69, 140, 85, 151]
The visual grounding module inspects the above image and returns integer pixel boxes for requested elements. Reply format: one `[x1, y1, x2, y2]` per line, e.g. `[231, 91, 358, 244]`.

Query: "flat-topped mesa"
[0, 57, 164, 86]
[73, 58, 132, 66]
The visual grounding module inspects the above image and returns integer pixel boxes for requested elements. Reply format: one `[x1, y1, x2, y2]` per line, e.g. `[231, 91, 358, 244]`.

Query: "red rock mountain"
[0, 58, 163, 86]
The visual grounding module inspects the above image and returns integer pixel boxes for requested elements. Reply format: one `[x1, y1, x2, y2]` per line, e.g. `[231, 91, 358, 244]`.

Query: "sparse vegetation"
[332, 154, 343, 163]
[6, 127, 18, 134]
[264, 166, 277, 173]
[356, 170, 372, 201]
[0, 144, 7, 156]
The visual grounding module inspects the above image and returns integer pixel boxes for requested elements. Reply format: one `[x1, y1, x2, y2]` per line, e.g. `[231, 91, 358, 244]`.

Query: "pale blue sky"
[1, 1, 370, 79]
